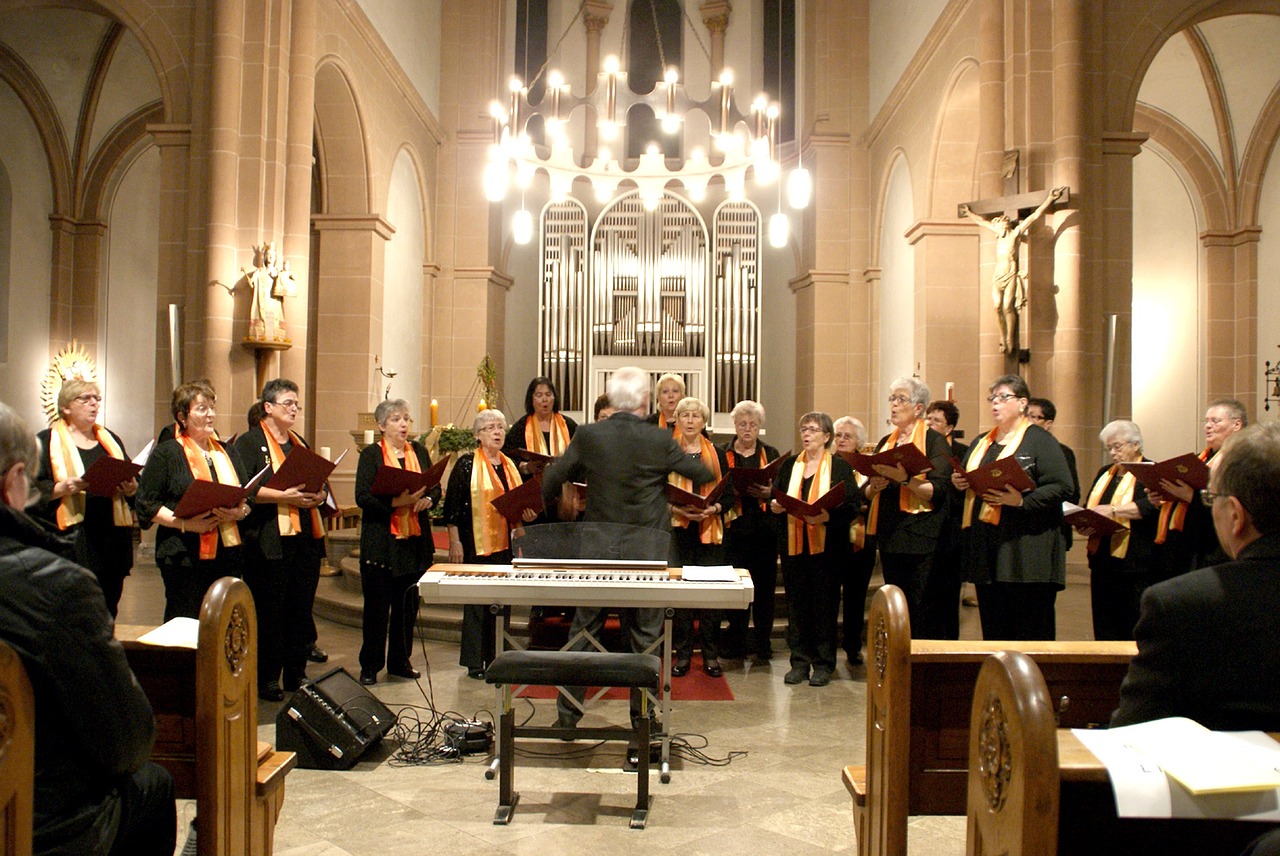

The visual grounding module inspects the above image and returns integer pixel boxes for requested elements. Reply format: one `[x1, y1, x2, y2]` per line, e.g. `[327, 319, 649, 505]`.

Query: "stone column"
[46, 217, 104, 350]
[149, 123, 193, 426]
[1098, 131, 1147, 420]
[583, 0, 611, 160]
[280, 0, 318, 412]
[310, 214, 393, 506]
[1203, 227, 1261, 403]
[906, 220, 983, 408]
[700, 0, 732, 79]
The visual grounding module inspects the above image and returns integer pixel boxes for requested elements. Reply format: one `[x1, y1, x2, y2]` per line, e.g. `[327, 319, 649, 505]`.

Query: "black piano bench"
[484, 650, 662, 829]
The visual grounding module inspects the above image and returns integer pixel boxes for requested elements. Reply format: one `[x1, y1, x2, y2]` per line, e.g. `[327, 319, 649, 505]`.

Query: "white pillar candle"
[362, 430, 375, 445]
[318, 446, 331, 461]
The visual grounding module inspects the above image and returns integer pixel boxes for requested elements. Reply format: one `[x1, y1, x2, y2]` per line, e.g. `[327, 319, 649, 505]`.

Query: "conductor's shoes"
[388, 664, 421, 680]
[358, 670, 378, 686]
[671, 658, 691, 677]
[306, 645, 329, 663]
[809, 669, 833, 687]
[783, 666, 809, 685]
[702, 660, 723, 678]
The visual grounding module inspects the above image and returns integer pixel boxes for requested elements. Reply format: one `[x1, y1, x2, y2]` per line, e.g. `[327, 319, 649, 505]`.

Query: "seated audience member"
[0, 400, 176, 855]
[1111, 421, 1280, 730]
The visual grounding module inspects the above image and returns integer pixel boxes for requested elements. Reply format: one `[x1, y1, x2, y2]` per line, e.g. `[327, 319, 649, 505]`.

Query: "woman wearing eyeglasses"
[35, 378, 137, 616]
[1071, 420, 1157, 641]
[863, 377, 954, 636]
[950, 374, 1073, 640]
[137, 380, 250, 621]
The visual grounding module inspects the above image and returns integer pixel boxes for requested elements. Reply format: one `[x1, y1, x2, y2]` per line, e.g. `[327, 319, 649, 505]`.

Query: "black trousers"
[780, 548, 841, 672]
[359, 561, 420, 674]
[556, 605, 664, 726]
[880, 550, 934, 634]
[108, 761, 176, 856]
[920, 524, 963, 640]
[1089, 561, 1149, 641]
[723, 516, 779, 659]
[840, 541, 877, 657]
[158, 548, 242, 622]
[671, 526, 725, 663]
[243, 535, 323, 687]
[975, 581, 1058, 640]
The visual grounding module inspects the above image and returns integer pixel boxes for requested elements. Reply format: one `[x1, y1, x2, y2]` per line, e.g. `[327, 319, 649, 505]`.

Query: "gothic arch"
[1133, 103, 1231, 233]
[869, 146, 913, 269]
[927, 58, 980, 219]
[313, 57, 373, 215]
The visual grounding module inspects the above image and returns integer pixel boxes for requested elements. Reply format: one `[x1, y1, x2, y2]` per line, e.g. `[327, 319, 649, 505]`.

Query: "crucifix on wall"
[959, 183, 1070, 362]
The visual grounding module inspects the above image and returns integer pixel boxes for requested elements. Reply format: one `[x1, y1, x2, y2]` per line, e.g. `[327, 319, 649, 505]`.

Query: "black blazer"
[232, 425, 323, 561]
[541, 412, 712, 530]
[136, 438, 246, 564]
[1111, 531, 1280, 731]
[866, 427, 954, 554]
[354, 441, 440, 570]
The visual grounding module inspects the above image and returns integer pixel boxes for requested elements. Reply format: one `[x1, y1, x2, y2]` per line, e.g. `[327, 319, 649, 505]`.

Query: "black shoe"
[388, 664, 421, 679]
[555, 713, 579, 741]
[466, 667, 485, 680]
[258, 681, 284, 702]
[282, 671, 307, 692]
[809, 669, 833, 687]
[359, 670, 378, 686]
[671, 658, 691, 677]
[307, 644, 329, 663]
[784, 665, 809, 685]
[845, 650, 864, 665]
[702, 659, 724, 678]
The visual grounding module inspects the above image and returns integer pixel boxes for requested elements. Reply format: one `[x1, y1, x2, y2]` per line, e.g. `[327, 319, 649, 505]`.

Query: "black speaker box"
[276, 667, 396, 770]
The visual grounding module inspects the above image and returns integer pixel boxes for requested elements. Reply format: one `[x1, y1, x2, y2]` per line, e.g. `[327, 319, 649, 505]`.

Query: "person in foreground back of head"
[1111, 421, 1280, 730]
[0, 401, 175, 855]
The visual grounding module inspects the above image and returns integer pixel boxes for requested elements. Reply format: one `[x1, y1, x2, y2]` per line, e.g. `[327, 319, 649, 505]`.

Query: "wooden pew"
[842, 585, 1136, 856]
[964, 651, 1059, 856]
[0, 640, 34, 856]
[118, 577, 296, 855]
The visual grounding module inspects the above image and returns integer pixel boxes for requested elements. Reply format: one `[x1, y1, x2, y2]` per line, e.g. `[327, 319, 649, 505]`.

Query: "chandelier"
[483, 13, 810, 248]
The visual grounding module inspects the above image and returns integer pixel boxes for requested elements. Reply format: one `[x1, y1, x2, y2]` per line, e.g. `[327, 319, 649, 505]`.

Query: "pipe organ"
[540, 192, 760, 420]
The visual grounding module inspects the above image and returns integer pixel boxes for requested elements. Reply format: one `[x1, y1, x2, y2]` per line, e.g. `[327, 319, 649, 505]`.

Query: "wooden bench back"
[196, 577, 262, 856]
[0, 641, 33, 856]
[863, 584, 912, 856]
[966, 651, 1059, 856]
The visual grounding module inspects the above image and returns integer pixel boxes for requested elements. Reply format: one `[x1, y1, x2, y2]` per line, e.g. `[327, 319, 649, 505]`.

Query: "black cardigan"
[354, 440, 440, 571]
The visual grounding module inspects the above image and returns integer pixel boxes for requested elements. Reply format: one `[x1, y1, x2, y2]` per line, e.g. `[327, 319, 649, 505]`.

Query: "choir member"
[833, 415, 875, 662]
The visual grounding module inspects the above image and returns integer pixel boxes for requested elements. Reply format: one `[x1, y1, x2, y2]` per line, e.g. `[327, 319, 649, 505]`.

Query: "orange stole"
[470, 450, 522, 556]
[668, 436, 724, 545]
[261, 423, 325, 539]
[1155, 447, 1212, 544]
[177, 434, 242, 559]
[49, 420, 132, 529]
[866, 419, 932, 535]
[381, 439, 423, 539]
[960, 418, 1031, 529]
[1085, 465, 1136, 559]
[524, 413, 571, 456]
[784, 451, 832, 556]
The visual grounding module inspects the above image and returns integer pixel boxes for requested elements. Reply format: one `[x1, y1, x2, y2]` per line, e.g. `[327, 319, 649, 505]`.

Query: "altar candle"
[945, 382, 955, 401]
[362, 429, 375, 445]
[318, 446, 331, 461]
[430, 399, 438, 427]
[478, 399, 486, 412]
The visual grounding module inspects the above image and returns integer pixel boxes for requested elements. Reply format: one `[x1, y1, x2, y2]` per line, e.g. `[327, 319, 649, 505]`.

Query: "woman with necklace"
[35, 377, 138, 617]
[354, 398, 440, 685]
[446, 409, 537, 678]
[137, 380, 249, 621]
[951, 374, 1073, 640]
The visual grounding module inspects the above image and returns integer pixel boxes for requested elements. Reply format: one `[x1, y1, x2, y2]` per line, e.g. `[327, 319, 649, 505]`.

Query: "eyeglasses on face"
[1105, 441, 1134, 452]
[987, 392, 1018, 404]
[1200, 489, 1230, 508]
[269, 399, 300, 410]
[799, 425, 824, 435]
[74, 394, 103, 404]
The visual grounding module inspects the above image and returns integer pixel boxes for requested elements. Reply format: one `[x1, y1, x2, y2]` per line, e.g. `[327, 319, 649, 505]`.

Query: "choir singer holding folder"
[770, 411, 859, 687]
[137, 380, 249, 621]
[35, 376, 140, 617]
[233, 378, 328, 701]
[354, 398, 440, 685]
[950, 374, 1073, 640]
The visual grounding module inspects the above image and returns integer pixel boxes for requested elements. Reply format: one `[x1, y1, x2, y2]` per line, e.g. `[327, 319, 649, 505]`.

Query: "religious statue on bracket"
[239, 241, 296, 344]
[960, 186, 1067, 359]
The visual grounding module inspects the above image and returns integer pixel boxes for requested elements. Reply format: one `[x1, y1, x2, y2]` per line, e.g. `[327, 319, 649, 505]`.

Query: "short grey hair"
[1208, 398, 1248, 429]
[374, 398, 410, 427]
[798, 411, 835, 450]
[607, 366, 650, 412]
[889, 376, 930, 407]
[0, 401, 38, 483]
[674, 396, 710, 424]
[731, 400, 765, 425]
[472, 408, 508, 434]
[1216, 422, 1280, 534]
[1099, 420, 1142, 449]
[833, 416, 867, 448]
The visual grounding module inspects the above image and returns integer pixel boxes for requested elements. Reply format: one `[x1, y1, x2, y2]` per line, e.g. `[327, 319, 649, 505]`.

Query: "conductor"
[541, 366, 714, 729]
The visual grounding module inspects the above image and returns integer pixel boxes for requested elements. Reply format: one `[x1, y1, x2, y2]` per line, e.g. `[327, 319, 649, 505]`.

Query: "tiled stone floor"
[116, 554, 1096, 855]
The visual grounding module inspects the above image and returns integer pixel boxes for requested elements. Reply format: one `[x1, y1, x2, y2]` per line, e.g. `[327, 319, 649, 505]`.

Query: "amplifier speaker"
[275, 667, 396, 770]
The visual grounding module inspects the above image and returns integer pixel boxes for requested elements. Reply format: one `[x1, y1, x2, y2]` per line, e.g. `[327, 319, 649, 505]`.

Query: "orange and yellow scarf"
[1155, 447, 1212, 544]
[524, 413, 571, 457]
[669, 436, 724, 544]
[1085, 465, 1136, 558]
[261, 423, 325, 540]
[867, 419, 932, 535]
[382, 438, 423, 539]
[470, 449, 522, 556]
[49, 419, 132, 529]
[178, 433, 242, 558]
[784, 451, 833, 556]
[961, 417, 1031, 528]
